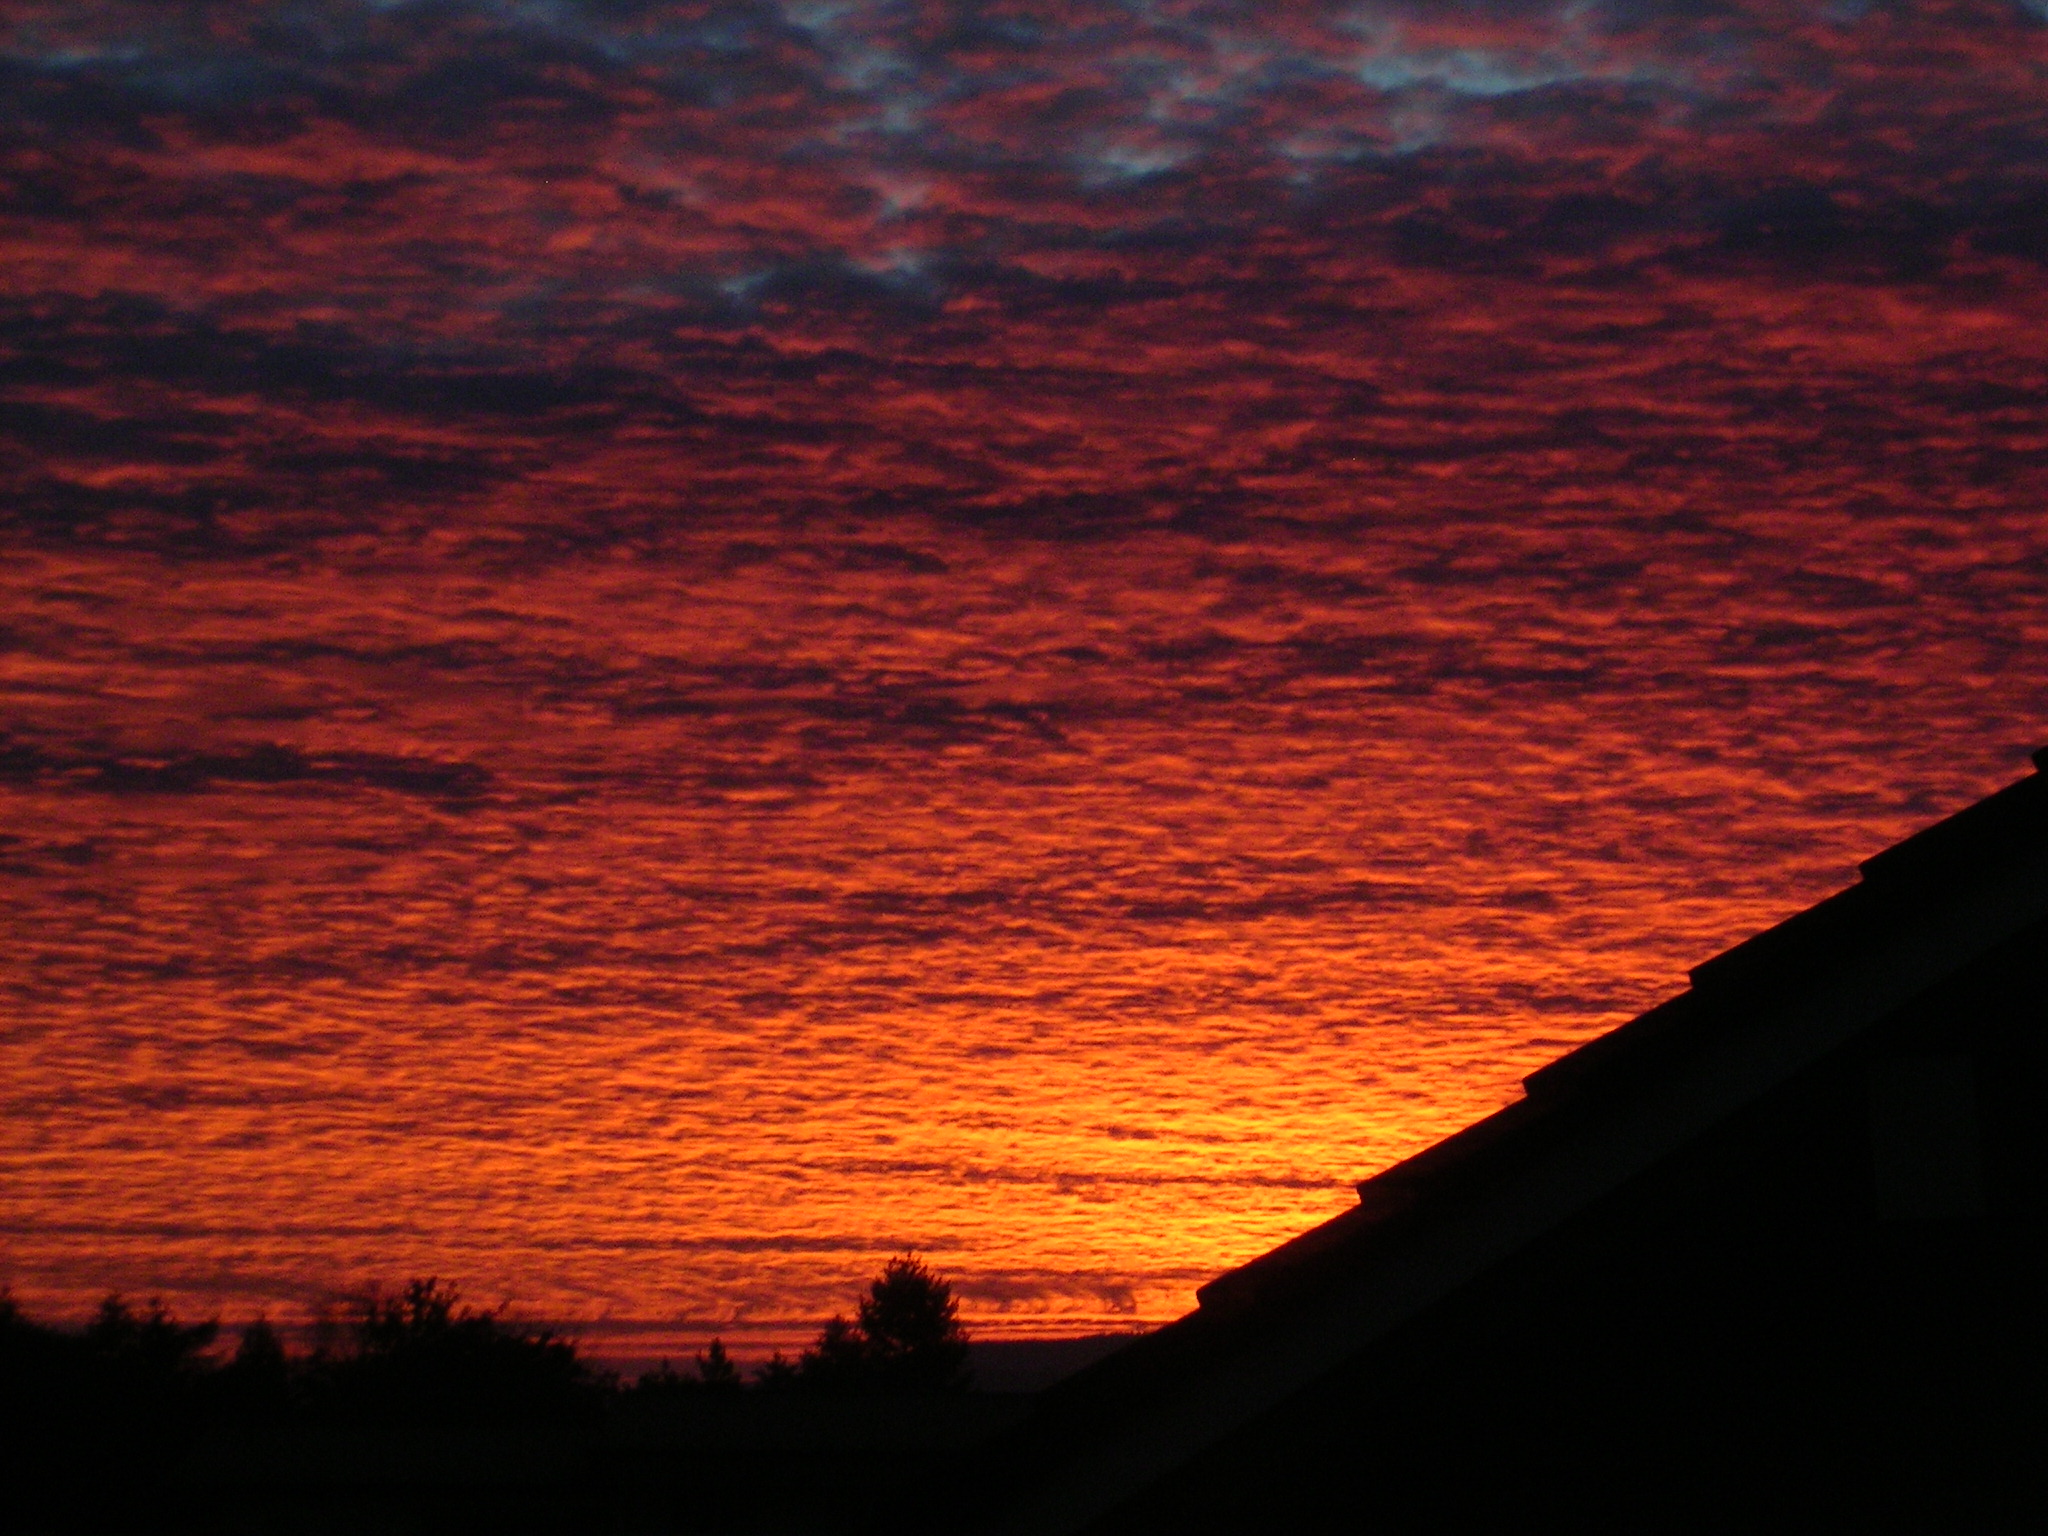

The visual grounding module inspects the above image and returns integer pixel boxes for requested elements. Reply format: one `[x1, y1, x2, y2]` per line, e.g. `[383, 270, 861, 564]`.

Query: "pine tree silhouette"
[796, 1255, 971, 1391]
[696, 1337, 741, 1389]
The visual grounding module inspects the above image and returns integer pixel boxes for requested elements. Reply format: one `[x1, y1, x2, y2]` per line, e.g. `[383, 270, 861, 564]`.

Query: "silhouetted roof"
[992, 747, 2048, 1535]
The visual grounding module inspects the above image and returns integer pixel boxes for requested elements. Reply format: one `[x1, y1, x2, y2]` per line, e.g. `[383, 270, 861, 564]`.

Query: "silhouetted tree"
[796, 1255, 972, 1392]
[0, 1288, 54, 1365]
[752, 1349, 801, 1389]
[2, 1282, 624, 1530]
[83, 1294, 219, 1384]
[634, 1358, 690, 1395]
[696, 1336, 740, 1389]
[0, 1288, 68, 1411]
[326, 1278, 587, 1415]
[856, 1255, 971, 1391]
[636, 1336, 744, 1400]
[1, 1295, 224, 1527]
[351, 1276, 467, 1358]
[220, 1314, 292, 1411]
[233, 1315, 288, 1374]
[798, 1313, 871, 1389]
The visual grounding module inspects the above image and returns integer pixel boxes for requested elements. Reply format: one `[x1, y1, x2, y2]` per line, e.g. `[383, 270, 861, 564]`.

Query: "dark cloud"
[0, 739, 490, 800]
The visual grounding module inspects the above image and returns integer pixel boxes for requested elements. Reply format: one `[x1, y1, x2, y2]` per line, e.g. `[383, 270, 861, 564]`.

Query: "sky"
[4, 0, 2048, 1361]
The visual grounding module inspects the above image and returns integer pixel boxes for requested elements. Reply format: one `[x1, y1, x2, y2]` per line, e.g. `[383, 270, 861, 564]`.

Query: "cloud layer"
[4, 0, 2048, 1352]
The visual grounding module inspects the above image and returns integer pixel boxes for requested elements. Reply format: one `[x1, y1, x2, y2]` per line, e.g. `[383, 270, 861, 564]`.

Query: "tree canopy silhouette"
[325, 1277, 587, 1414]
[696, 1336, 741, 1388]
[632, 1335, 742, 1398]
[797, 1254, 972, 1392]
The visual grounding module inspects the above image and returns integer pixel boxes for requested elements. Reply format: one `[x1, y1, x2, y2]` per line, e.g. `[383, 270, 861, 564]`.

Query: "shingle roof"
[987, 747, 2048, 1535]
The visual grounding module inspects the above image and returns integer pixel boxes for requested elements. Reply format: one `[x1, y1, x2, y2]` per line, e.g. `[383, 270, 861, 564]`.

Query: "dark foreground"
[1, 1264, 1045, 1534]
[12, 1392, 1031, 1535]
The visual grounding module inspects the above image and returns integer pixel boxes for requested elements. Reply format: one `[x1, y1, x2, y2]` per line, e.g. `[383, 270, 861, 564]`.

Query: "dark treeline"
[2, 1282, 585, 1429]
[640, 1254, 971, 1397]
[0, 1256, 999, 1534]
[3, 1254, 969, 1411]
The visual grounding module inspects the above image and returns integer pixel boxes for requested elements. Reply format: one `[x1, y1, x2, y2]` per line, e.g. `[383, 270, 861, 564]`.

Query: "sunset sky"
[5, 0, 2048, 1361]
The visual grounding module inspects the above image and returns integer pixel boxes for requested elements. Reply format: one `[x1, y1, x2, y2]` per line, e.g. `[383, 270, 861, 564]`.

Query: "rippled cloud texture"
[5, 0, 2048, 1354]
